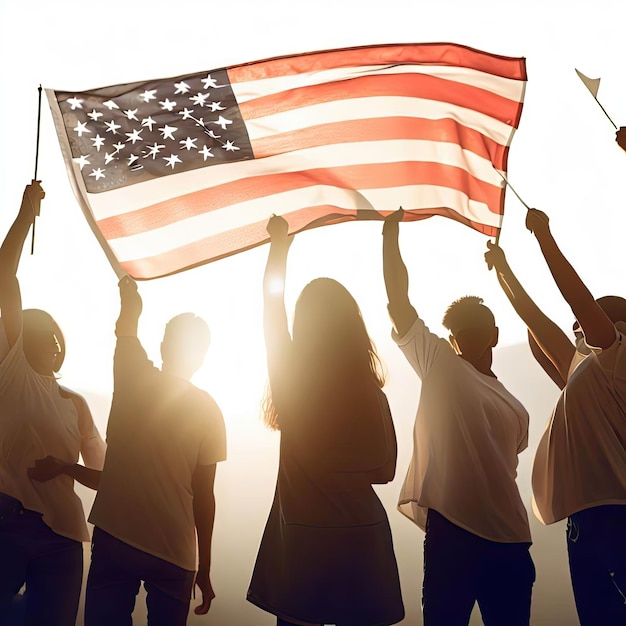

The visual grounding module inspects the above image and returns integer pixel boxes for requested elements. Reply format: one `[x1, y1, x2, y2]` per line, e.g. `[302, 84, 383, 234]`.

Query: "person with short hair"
[485, 208, 626, 626]
[0, 181, 106, 626]
[382, 210, 534, 626]
[84, 276, 226, 626]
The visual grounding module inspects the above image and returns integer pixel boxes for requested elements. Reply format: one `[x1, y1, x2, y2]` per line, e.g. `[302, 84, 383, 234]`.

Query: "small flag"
[47, 43, 527, 279]
[575, 68, 601, 98]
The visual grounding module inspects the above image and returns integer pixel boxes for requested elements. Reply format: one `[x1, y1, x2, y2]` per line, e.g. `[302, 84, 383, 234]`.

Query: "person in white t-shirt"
[485, 208, 626, 626]
[0, 181, 106, 626]
[382, 210, 534, 626]
[84, 275, 227, 626]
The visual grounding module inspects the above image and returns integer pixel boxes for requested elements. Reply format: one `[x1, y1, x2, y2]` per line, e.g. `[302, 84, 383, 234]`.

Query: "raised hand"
[382, 207, 405, 236]
[525, 208, 550, 237]
[22, 180, 45, 220]
[616, 126, 626, 151]
[484, 240, 507, 271]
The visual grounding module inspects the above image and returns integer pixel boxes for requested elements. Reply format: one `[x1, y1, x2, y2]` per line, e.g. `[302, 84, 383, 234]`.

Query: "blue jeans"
[422, 509, 535, 626]
[567, 504, 626, 626]
[85, 527, 195, 626]
[0, 493, 83, 626]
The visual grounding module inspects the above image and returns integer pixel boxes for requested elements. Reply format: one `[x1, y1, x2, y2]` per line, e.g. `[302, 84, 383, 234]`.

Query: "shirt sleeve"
[392, 315, 451, 378]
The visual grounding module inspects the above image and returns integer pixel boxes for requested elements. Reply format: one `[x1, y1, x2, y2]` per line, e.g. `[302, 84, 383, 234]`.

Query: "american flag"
[47, 43, 526, 279]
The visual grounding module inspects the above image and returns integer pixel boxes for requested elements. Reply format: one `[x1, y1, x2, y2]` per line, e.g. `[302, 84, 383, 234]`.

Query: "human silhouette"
[84, 276, 227, 626]
[485, 208, 626, 626]
[247, 215, 404, 626]
[382, 209, 534, 626]
[0, 181, 106, 626]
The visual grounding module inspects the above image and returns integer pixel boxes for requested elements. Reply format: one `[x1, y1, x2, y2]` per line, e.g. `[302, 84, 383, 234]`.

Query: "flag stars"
[73, 155, 90, 170]
[143, 142, 165, 159]
[91, 134, 105, 151]
[123, 108, 139, 121]
[159, 98, 177, 111]
[103, 100, 119, 110]
[159, 125, 177, 140]
[174, 81, 191, 94]
[104, 120, 121, 134]
[201, 74, 223, 89]
[87, 109, 103, 121]
[208, 101, 225, 112]
[179, 137, 197, 150]
[112, 141, 126, 153]
[125, 128, 143, 144]
[104, 152, 116, 165]
[127, 154, 139, 166]
[190, 92, 210, 107]
[73, 121, 91, 137]
[179, 108, 195, 120]
[163, 154, 182, 169]
[89, 168, 106, 181]
[67, 97, 84, 110]
[198, 145, 214, 160]
[222, 140, 239, 152]
[139, 89, 157, 102]
[141, 116, 156, 131]
[212, 115, 232, 130]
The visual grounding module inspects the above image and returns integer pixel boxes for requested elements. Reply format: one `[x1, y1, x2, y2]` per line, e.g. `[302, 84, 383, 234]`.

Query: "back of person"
[91, 340, 224, 571]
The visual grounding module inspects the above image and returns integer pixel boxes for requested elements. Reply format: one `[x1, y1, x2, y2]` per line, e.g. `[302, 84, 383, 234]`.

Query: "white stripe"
[109, 184, 497, 263]
[244, 95, 515, 146]
[231, 63, 525, 104]
[88, 138, 503, 221]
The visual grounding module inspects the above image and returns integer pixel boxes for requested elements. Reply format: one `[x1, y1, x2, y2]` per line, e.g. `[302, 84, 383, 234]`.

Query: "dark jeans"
[567, 504, 626, 626]
[0, 492, 83, 626]
[422, 509, 535, 626]
[85, 527, 195, 626]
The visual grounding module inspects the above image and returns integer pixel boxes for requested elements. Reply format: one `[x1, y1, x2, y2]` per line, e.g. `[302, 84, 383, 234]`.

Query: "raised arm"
[115, 275, 142, 338]
[263, 215, 293, 409]
[192, 463, 217, 615]
[526, 209, 615, 350]
[0, 181, 45, 347]
[485, 240, 573, 386]
[382, 209, 417, 337]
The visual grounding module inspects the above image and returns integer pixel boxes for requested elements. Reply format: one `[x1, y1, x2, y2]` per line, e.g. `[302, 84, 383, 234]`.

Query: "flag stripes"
[48, 42, 526, 279]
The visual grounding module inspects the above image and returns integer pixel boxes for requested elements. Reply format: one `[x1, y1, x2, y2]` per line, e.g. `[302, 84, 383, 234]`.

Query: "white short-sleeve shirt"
[532, 322, 626, 524]
[89, 337, 227, 571]
[0, 320, 106, 541]
[394, 317, 531, 543]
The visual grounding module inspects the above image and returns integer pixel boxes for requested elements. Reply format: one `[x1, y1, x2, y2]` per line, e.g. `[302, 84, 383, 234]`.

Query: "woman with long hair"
[247, 215, 404, 626]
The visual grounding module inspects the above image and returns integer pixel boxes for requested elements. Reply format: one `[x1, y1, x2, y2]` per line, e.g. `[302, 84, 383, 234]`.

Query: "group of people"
[0, 127, 624, 626]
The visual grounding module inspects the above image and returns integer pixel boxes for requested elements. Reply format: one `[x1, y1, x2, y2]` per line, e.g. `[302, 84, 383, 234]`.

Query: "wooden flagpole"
[495, 169, 530, 246]
[31, 84, 43, 255]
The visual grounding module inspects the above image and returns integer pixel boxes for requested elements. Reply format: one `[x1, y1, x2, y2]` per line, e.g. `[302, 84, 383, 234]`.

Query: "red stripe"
[251, 117, 507, 165]
[98, 161, 501, 240]
[227, 43, 526, 84]
[239, 72, 521, 126]
[120, 204, 497, 280]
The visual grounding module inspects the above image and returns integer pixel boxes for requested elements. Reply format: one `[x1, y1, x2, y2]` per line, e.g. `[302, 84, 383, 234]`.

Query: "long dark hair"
[263, 278, 385, 430]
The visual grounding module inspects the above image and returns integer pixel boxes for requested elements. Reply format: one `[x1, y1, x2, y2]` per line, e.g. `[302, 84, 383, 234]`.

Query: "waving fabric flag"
[47, 43, 527, 279]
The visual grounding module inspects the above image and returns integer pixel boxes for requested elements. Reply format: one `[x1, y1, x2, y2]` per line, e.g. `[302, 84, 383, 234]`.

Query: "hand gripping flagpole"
[31, 84, 43, 255]
[575, 69, 618, 130]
